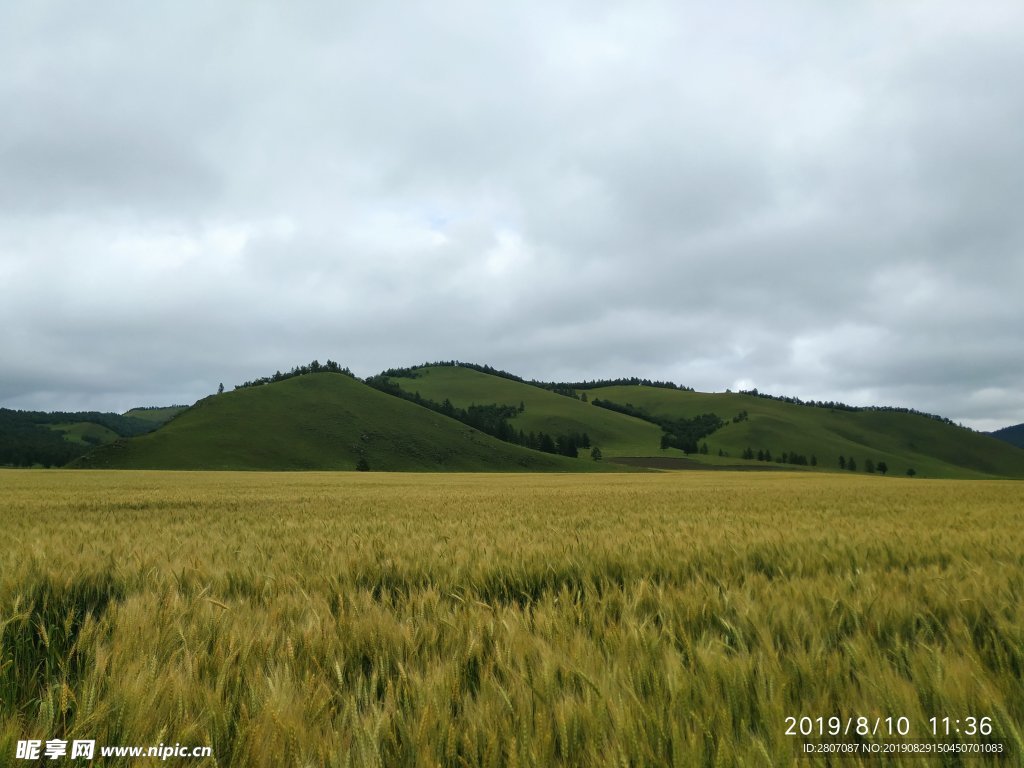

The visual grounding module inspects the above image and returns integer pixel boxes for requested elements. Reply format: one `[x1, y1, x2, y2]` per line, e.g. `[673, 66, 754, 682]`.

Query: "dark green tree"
[555, 435, 578, 458]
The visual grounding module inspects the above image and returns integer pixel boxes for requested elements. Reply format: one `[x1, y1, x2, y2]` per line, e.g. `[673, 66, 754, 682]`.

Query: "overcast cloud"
[2, 1, 1022, 429]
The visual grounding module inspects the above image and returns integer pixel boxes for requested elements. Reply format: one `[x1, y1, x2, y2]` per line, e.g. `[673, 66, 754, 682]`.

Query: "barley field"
[1, 470, 1022, 767]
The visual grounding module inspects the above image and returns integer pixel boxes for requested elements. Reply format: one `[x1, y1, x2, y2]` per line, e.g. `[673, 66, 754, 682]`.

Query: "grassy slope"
[386, 366, 669, 457]
[77, 373, 598, 472]
[45, 421, 120, 446]
[590, 385, 1024, 478]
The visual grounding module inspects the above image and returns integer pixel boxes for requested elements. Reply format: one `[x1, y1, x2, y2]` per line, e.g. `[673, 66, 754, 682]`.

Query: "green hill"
[377, 365, 1024, 478]
[19, 361, 1024, 477]
[0, 408, 159, 467]
[990, 423, 1024, 449]
[382, 365, 671, 458]
[587, 385, 1024, 479]
[77, 373, 600, 472]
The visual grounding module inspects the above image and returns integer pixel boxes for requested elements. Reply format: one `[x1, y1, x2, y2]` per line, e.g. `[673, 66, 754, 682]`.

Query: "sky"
[1, 1, 1022, 430]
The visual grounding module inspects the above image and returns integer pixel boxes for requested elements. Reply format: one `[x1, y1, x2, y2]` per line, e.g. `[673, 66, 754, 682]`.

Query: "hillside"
[588, 385, 1024, 479]
[372, 364, 1024, 479]
[382, 365, 670, 458]
[13, 362, 1023, 477]
[0, 408, 159, 467]
[990, 423, 1024, 449]
[76, 373, 598, 472]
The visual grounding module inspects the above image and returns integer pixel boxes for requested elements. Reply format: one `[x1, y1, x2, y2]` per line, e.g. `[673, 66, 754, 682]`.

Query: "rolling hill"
[11, 360, 1023, 477]
[75, 372, 600, 472]
[374, 364, 1024, 478]
[587, 385, 1024, 478]
[381, 365, 670, 458]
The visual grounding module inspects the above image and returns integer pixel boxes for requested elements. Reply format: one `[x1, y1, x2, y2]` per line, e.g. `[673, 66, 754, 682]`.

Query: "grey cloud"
[2, 1, 1023, 428]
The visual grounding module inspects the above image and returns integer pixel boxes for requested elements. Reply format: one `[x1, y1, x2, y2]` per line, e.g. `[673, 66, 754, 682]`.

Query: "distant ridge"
[8, 359, 1024, 477]
[990, 423, 1024, 449]
[0, 407, 162, 467]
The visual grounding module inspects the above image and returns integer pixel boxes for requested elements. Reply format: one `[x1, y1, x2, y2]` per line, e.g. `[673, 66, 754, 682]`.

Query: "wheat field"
[1, 470, 1021, 766]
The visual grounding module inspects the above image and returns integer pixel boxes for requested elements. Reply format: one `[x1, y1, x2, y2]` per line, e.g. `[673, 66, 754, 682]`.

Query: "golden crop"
[1, 470, 1021, 766]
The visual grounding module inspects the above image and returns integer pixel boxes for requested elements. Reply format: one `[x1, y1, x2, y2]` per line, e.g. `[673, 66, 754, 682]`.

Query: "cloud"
[1, 0, 1023, 429]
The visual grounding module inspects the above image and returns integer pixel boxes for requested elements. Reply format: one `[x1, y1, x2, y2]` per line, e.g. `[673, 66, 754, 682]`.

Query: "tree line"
[741, 447, 817, 466]
[735, 388, 956, 426]
[376, 362, 695, 399]
[235, 360, 355, 389]
[591, 399, 723, 454]
[736, 447, 916, 475]
[541, 376, 693, 392]
[381, 361, 526, 383]
[836, 455, 910, 475]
